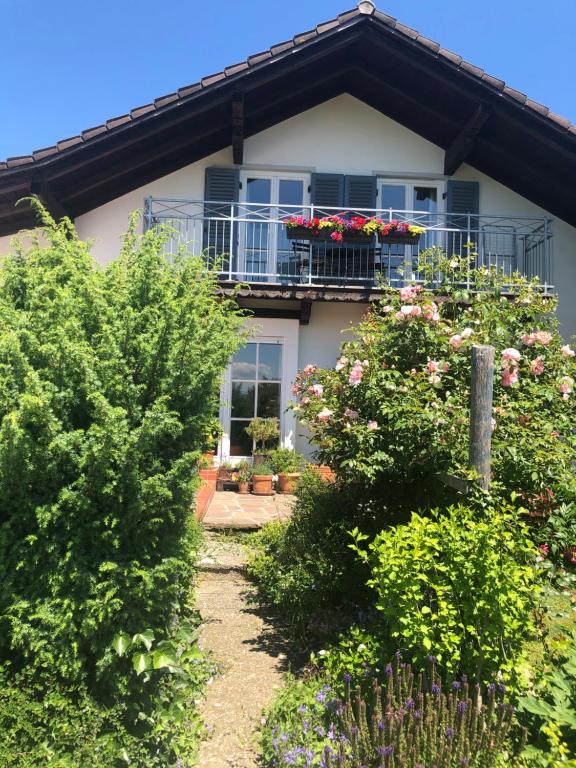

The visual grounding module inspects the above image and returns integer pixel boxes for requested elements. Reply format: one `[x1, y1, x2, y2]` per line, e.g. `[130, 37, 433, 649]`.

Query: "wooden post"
[469, 344, 495, 490]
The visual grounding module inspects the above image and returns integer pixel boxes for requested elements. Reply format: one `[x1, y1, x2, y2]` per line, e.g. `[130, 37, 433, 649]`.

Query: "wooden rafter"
[30, 181, 71, 221]
[232, 94, 244, 166]
[444, 104, 492, 176]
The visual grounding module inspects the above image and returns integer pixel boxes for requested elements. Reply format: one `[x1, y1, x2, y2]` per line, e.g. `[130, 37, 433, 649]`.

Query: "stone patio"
[202, 490, 294, 529]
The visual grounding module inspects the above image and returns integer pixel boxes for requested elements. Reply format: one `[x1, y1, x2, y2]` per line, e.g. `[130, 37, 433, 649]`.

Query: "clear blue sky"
[1, 0, 574, 160]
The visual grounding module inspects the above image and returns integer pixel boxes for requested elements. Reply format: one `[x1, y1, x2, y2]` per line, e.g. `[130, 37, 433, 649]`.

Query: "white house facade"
[0, 2, 575, 460]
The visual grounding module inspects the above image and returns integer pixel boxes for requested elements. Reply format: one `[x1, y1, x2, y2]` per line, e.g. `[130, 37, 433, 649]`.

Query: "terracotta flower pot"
[237, 481, 250, 494]
[277, 472, 301, 494]
[252, 474, 274, 496]
[310, 464, 336, 482]
[202, 450, 215, 466]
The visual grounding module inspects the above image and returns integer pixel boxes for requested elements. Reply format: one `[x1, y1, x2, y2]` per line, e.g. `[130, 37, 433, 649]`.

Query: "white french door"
[239, 172, 309, 281]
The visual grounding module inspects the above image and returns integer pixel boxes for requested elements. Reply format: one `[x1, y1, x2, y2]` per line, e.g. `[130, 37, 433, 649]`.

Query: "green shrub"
[351, 505, 538, 684]
[0, 206, 246, 761]
[268, 447, 305, 474]
[247, 470, 373, 634]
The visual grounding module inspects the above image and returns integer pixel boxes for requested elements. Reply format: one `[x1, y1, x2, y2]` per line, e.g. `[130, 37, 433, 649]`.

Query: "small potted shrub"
[269, 448, 304, 494]
[217, 460, 237, 490]
[251, 461, 275, 496]
[245, 417, 280, 465]
[202, 417, 223, 465]
[236, 460, 252, 494]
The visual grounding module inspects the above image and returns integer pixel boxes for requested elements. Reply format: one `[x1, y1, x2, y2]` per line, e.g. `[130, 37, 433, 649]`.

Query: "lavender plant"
[325, 659, 525, 768]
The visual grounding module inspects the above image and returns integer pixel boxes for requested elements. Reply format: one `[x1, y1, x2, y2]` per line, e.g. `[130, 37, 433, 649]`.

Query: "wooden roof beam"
[444, 104, 492, 175]
[232, 94, 244, 166]
[30, 181, 72, 222]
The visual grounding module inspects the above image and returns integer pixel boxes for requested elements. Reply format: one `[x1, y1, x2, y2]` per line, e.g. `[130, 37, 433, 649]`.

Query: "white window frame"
[219, 317, 300, 462]
[238, 171, 310, 278]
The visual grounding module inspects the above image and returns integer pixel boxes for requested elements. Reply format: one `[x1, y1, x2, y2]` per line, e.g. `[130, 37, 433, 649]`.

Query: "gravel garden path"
[195, 532, 289, 767]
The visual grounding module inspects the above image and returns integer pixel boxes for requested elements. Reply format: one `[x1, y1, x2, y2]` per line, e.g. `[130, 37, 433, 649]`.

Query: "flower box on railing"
[286, 226, 330, 241]
[378, 222, 424, 246]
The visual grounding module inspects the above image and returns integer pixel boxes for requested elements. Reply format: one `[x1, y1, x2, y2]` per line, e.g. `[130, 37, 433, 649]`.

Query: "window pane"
[230, 420, 253, 456]
[413, 186, 438, 214]
[381, 184, 405, 211]
[258, 343, 282, 381]
[232, 382, 255, 418]
[246, 178, 271, 204]
[231, 343, 256, 380]
[257, 383, 281, 418]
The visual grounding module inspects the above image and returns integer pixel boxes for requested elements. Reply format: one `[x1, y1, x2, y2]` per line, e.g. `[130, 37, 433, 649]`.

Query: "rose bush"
[292, 252, 576, 516]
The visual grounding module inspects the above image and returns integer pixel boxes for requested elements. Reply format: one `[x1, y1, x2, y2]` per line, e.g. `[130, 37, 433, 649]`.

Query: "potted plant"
[217, 460, 237, 490]
[236, 460, 252, 494]
[269, 448, 305, 494]
[251, 461, 275, 496]
[378, 221, 425, 245]
[245, 417, 280, 465]
[284, 214, 383, 245]
[202, 417, 223, 465]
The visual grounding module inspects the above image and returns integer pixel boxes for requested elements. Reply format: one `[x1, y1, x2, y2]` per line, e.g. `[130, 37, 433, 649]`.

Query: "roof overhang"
[1, 7, 575, 234]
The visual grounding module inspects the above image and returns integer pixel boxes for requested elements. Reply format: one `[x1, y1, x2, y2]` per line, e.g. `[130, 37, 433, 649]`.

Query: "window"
[229, 340, 283, 456]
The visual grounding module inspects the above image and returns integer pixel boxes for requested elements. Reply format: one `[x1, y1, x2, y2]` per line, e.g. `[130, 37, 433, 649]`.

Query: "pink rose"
[535, 331, 553, 346]
[422, 302, 439, 322]
[559, 376, 574, 396]
[501, 348, 521, 364]
[410, 306, 422, 317]
[449, 335, 462, 349]
[349, 364, 363, 388]
[530, 356, 545, 376]
[562, 345, 575, 358]
[335, 356, 348, 372]
[303, 364, 317, 376]
[521, 333, 536, 347]
[428, 373, 441, 386]
[538, 543, 550, 557]
[502, 369, 519, 387]
[309, 384, 324, 397]
[427, 360, 440, 373]
[400, 305, 414, 316]
[291, 383, 301, 395]
[367, 420, 378, 431]
[382, 305, 394, 314]
[400, 285, 420, 302]
[395, 311, 408, 322]
[300, 396, 310, 406]
[439, 361, 450, 373]
[317, 408, 333, 422]
[461, 328, 473, 339]
[344, 407, 359, 421]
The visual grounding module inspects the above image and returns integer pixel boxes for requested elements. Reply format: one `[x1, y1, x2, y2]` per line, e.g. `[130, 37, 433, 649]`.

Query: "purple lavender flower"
[343, 672, 352, 683]
[405, 698, 415, 710]
[497, 683, 507, 694]
[413, 709, 423, 720]
[385, 663, 393, 677]
[377, 720, 385, 731]
[487, 683, 496, 694]
[377, 745, 395, 757]
[316, 691, 327, 702]
[452, 681, 461, 691]
[445, 726, 455, 738]
[460, 759, 470, 767]
[457, 701, 468, 714]
[432, 683, 441, 695]
[297, 704, 307, 713]
[428, 654, 437, 664]
[395, 650, 403, 660]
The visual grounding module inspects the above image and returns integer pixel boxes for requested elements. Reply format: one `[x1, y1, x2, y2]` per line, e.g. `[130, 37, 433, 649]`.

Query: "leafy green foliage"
[247, 470, 373, 635]
[0, 205, 246, 763]
[267, 447, 306, 474]
[351, 505, 538, 684]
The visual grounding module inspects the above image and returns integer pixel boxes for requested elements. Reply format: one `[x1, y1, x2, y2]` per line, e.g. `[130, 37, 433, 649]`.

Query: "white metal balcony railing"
[143, 198, 554, 291]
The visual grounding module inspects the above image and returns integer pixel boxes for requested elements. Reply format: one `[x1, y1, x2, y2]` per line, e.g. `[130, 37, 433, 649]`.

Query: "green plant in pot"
[268, 448, 305, 494]
[203, 416, 223, 464]
[245, 417, 280, 465]
[236, 460, 253, 494]
[252, 461, 275, 496]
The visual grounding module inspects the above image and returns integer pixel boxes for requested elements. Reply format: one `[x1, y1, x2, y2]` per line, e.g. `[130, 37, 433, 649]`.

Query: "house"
[0, 1, 575, 461]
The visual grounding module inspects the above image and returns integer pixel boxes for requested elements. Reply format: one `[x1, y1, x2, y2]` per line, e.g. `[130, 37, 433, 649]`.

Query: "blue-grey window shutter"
[344, 175, 377, 211]
[310, 173, 344, 212]
[446, 180, 480, 255]
[203, 167, 240, 272]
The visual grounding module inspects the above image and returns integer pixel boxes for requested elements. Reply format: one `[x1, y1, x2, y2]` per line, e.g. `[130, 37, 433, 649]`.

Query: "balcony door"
[239, 172, 309, 281]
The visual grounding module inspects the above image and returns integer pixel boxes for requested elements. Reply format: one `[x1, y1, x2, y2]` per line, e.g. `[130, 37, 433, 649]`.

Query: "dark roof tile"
[503, 86, 528, 104]
[394, 22, 418, 39]
[57, 136, 84, 151]
[373, 10, 397, 26]
[130, 103, 156, 118]
[105, 115, 132, 130]
[547, 111, 572, 129]
[32, 145, 60, 160]
[247, 50, 272, 65]
[439, 47, 462, 65]
[200, 71, 227, 87]
[316, 18, 341, 34]
[270, 39, 294, 56]
[460, 60, 485, 78]
[177, 84, 202, 98]
[154, 93, 178, 107]
[416, 34, 440, 52]
[481, 72, 505, 91]
[82, 124, 108, 140]
[6, 156, 34, 167]
[293, 28, 318, 45]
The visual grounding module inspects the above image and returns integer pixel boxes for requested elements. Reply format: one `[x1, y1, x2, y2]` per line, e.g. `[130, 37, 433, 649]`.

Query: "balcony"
[144, 198, 554, 292]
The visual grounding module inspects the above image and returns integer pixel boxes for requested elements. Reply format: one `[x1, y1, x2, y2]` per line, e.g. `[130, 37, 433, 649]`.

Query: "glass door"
[240, 173, 308, 282]
[379, 180, 444, 282]
[228, 340, 283, 456]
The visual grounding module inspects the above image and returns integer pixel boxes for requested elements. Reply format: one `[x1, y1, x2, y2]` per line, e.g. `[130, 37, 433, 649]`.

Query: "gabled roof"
[1, 1, 575, 234]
